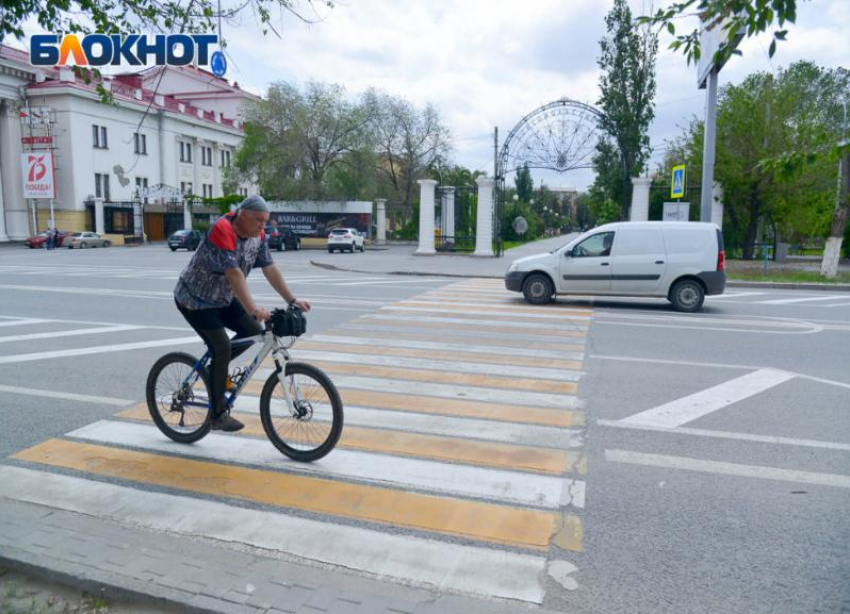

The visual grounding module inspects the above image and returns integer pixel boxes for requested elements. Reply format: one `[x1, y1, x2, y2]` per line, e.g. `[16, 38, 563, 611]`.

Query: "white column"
[474, 176, 494, 257]
[184, 200, 193, 230]
[375, 199, 387, 244]
[94, 198, 105, 234]
[0, 123, 7, 242]
[711, 181, 724, 229]
[630, 177, 652, 221]
[416, 179, 437, 255]
[444, 187, 456, 241]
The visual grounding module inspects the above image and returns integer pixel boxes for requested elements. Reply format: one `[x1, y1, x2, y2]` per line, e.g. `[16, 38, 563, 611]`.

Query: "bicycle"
[145, 306, 343, 462]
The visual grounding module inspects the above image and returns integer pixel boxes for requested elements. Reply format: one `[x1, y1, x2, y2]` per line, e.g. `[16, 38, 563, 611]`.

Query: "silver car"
[66, 232, 112, 249]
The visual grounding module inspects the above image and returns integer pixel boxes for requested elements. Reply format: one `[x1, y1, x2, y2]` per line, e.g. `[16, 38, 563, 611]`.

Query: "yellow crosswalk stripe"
[304, 361, 579, 394]
[282, 341, 583, 370]
[351, 317, 586, 338]
[320, 328, 585, 352]
[242, 382, 585, 427]
[13, 439, 576, 550]
[116, 405, 586, 475]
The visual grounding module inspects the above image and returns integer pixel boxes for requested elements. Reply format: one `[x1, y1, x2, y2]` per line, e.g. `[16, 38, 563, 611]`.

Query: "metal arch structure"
[497, 98, 606, 180]
[491, 98, 609, 256]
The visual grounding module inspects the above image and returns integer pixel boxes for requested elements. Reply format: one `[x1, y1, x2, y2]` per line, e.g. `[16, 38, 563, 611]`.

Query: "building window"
[238, 187, 248, 197]
[181, 182, 193, 196]
[202, 183, 214, 199]
[220, 149, 231, 168]
[135, 177, 149, 202]
[134, 133, 147, 154]
[95, 173, 111, 200]
[93, 125, 108, 149]
[179, 141, 193, 163]
[202, 146, 213, 166]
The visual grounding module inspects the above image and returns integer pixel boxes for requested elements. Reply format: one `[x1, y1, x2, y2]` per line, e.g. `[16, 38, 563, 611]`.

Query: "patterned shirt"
[174, 213, 274, 310]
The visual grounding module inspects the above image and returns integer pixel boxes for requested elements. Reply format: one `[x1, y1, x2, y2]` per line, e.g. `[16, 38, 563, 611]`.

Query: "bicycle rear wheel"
[146, 352, 212, 443]
[259, 362, 343, 462]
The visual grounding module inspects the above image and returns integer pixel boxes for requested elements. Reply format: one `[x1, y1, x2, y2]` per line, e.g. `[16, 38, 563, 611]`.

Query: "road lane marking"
[605, 449, 850, 488]
[0, 336, 201, 365]
[68, 420, 583, 509]
[387, 303, 594, 319]
[0, 466, 549, 603]
[0, 384, 133, 406]
[618, 369, 796, 428]
[12, 439, 564, 549]
[597, 419, 850, 452]
[0, 318, 50, 328]
[758, 295, 848, 305]
[0, 324, 143, 344]
[119, 404, 584, 474]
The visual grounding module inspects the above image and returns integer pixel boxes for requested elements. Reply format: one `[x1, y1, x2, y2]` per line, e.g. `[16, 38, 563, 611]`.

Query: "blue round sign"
[210, 50, 227, 77]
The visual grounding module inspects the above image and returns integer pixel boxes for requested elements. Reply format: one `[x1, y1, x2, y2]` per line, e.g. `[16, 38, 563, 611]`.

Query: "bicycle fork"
[272, 349, 302, 416]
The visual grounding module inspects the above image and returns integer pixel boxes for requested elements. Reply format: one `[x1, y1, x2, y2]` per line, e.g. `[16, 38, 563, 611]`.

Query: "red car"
[25, 231, 70, 248]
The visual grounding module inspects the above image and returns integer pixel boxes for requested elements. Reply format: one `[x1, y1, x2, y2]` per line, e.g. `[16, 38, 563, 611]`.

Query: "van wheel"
[670, 279, 705, 312]
[522, 273, 554, 305]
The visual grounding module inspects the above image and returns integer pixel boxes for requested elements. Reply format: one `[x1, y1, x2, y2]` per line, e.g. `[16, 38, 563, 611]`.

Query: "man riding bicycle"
[174, 195, 311, 432]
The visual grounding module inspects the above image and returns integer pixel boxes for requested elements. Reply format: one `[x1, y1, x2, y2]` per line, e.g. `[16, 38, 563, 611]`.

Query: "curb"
[309, 261, 502, 279]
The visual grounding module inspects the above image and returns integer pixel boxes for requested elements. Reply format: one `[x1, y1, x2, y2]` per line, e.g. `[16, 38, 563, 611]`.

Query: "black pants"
[176, 298, 263, 417]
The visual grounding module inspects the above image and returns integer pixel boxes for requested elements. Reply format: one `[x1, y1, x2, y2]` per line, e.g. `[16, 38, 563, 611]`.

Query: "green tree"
[593, 0, 659, 216]
[235, 81, 371, 200]
[638, 0, 798, 67]
[514, 163, 534, 202]
[365, 90, 451, 209]
[1, 0, 331, 40]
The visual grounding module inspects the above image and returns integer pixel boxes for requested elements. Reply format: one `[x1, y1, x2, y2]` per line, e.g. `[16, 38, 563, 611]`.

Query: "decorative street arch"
[493, 98, 611, 255]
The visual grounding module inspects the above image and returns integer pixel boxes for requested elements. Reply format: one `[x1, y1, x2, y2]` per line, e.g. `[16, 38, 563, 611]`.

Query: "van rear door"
[610, 227, 666, 294]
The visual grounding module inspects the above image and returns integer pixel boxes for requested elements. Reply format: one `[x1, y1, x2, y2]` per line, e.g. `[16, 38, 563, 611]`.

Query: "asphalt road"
[0, 243, 848, 614]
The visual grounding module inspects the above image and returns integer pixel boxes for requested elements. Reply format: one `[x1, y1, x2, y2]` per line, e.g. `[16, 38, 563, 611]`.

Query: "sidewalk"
[309, 238, 850, 292]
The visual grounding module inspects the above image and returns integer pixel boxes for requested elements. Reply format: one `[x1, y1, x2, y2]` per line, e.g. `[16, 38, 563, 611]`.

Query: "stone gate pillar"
[630, 177, 652, 221]
[94, 198, 105, 234]
[711, 182, 724, 228]
[376, 198, 387, 244]
[474, 176, 494, 257]
[416, 179, 437, 255]
[184, 199, 193, 230]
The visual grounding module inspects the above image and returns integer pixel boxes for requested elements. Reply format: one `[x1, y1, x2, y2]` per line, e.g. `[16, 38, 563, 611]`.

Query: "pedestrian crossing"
[0, 278, 591, 604]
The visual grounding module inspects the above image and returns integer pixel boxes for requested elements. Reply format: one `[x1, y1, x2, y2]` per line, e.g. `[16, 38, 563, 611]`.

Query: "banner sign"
[671, 164, 686, 199]
[270, 212, 371, 238]
[21, 152, 55, 198]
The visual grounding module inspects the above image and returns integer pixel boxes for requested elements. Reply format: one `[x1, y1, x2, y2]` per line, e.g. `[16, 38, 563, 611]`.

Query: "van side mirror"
[565, 248, 574, 258]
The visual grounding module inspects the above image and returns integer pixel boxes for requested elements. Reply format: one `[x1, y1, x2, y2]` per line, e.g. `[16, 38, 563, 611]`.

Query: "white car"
[327, 228, 365, 253]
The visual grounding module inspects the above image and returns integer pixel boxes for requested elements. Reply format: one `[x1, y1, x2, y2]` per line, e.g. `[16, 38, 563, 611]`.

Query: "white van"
[505, 222, 726, 312]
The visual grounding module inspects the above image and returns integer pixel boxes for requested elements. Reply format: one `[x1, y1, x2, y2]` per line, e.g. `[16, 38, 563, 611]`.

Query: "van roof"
[594, 221, 720, 232]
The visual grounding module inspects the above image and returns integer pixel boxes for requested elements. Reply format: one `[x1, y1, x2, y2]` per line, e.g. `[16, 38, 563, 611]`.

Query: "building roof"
[0, 44, 246, 131]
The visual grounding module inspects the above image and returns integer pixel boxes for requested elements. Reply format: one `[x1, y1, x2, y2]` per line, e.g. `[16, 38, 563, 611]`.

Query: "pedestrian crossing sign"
[671, 164, 686, 199]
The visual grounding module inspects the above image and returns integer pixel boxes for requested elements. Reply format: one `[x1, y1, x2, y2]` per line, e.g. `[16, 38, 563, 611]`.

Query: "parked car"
[25, 231, 71, 248]
[168, 229, 204, 251]
[504, 221, 726, 312]
[264, 226, 301, 251]
[327, 228, 365, 253]
[65, 232, 111, 249]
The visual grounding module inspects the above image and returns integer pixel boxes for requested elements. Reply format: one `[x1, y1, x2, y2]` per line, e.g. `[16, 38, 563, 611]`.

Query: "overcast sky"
[16, 0, 850, 191]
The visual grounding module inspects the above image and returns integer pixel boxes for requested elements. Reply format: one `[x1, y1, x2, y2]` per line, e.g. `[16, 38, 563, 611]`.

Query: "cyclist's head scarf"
[238, 195, 270, 213]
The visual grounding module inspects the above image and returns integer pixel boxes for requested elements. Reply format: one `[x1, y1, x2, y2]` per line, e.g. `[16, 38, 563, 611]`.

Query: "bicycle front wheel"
[146, 352, 212, 443]
[259, 362, 343, 462]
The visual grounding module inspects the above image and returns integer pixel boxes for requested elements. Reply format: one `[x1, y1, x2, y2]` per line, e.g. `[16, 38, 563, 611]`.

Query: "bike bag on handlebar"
[270, 308, 307, 337]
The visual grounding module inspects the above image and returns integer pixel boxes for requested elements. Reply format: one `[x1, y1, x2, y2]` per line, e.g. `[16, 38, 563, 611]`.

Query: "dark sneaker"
[210, 413, 244, 432]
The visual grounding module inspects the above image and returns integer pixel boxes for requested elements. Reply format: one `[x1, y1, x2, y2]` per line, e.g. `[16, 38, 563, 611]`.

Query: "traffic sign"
[671, 164, 686, 199]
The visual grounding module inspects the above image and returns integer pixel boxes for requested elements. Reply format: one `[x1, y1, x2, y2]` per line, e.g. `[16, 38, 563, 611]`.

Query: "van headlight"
[507, 263, 518, 273]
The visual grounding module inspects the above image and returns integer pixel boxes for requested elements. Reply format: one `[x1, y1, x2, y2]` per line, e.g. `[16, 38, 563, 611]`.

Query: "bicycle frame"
[185, 330, 298, 413]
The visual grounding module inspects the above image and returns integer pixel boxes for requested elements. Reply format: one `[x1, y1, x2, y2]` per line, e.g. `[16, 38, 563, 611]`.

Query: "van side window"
[573, 232, 615, 257]
[616, 229, 664, 256]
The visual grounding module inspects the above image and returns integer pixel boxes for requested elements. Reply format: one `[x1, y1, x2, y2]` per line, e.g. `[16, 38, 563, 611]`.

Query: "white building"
[0, 44, 257, 242]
